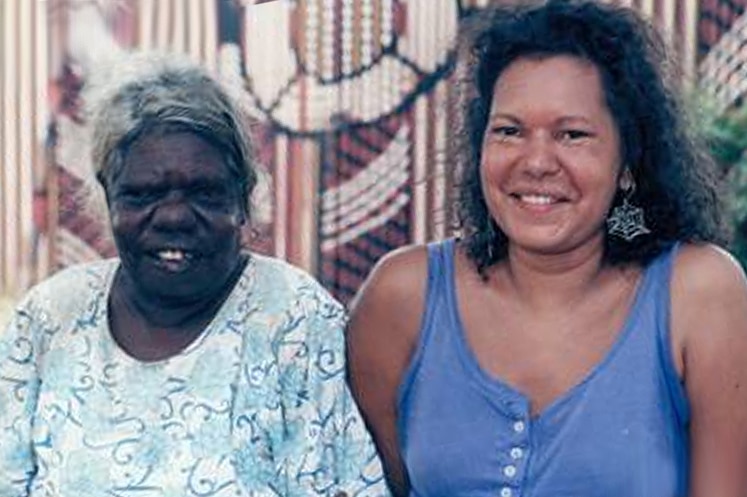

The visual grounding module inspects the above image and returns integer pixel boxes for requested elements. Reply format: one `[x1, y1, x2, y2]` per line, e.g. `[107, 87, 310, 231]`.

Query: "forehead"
[119, 131, 230, 185]
[490, 55, 611, 118]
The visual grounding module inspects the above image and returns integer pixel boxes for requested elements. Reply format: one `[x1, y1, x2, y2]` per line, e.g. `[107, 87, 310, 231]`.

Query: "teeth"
[157, 249, 185, 262]
[520, 194, 555, 205]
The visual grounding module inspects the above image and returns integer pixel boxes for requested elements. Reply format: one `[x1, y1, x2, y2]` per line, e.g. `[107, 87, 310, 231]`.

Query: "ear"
[95, 170, 106, 188]
[96, 170, 113, 207]
[618, 167, 634, 192]
[235, 200, 249, 226]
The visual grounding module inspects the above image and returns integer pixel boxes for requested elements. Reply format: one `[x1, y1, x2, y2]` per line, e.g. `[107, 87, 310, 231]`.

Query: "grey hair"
[86, 51, 257, 217]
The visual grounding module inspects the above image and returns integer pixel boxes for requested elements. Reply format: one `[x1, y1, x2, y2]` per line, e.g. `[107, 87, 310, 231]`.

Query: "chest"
[109, 318, 207, 361]
[402, 396, 685, 497]
[31, 325, 244, 495]
[399, 315, 687, 497]
[108, 297, 215, 362]
[458, 282, 638, 416]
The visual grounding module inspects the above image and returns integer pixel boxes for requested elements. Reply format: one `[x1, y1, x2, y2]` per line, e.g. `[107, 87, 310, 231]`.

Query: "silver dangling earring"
[606, 171, 650, 241]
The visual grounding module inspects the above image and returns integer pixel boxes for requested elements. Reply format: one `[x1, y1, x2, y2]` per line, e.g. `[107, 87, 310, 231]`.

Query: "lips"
[510, 191, 570, 206]
[516, 193, 555, 205]
[157, 248, 190, 262]
[146, 247, 200, 273]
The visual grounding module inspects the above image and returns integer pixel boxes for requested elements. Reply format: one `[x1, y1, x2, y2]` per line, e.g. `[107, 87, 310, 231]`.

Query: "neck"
[112, 254, 247, 330]
[492, 237, 615, 310]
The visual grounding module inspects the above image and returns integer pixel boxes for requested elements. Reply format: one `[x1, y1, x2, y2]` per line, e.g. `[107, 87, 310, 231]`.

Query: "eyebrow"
[488, 112, 594, 126]
[488, 112, 520, 123]
[556, 116, 594, 126]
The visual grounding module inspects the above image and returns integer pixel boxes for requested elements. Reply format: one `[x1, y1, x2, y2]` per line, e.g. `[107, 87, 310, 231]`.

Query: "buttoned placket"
[499, 416, 530, 497]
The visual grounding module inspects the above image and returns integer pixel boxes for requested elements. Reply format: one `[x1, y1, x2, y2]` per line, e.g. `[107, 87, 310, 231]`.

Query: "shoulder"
[671, 243, 746, 295]
[350, 243, 431, 312]
[348, 242, 433, 339]
[251, 252, 327, 291]
[347, 242, 436, 370]
[670, 243, 747, 369]
[670, 243, 747, 318]
[2, 260, 116, 352]
[247, 253, 346, 343]
[250, 253, 342, 310]
[16, 259, 117, 319]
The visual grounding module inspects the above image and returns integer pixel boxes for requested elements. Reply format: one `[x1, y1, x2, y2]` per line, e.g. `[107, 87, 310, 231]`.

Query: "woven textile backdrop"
[0, 0, 730, 303]
[40, 0, 478, 304]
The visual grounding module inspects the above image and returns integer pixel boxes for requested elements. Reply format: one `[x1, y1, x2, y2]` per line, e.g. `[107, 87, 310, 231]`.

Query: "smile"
[511, 192, 568, 206]
[157, 249, 191, 262]
[518, 194, 555, 205]
[148, 248, 198, 273]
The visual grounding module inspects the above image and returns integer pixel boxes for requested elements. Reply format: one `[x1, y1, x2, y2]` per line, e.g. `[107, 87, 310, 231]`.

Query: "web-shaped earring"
[606, 176, 650, 241]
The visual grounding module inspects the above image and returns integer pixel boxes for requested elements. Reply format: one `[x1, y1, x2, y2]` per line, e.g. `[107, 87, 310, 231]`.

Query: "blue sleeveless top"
[397, 239, 689, 497]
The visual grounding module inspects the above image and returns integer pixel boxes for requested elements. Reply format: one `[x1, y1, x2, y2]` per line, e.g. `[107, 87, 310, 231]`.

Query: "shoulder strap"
[397, 239, 456, 410]
[654, 243, 690, 426]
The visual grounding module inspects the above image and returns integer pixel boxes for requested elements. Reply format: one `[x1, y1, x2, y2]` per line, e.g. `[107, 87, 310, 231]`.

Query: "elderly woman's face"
[107, 131, 246, 304]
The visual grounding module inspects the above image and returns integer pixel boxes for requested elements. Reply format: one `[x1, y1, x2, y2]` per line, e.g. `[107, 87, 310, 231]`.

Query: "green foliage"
[696, 96, 747, 266]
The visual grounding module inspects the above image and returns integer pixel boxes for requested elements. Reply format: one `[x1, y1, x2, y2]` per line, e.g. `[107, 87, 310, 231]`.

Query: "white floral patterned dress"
[0, 254, 388, 497]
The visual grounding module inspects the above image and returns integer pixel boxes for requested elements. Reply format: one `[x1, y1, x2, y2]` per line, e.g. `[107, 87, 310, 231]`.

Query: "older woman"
[347, 1, 747, 496]
[0, 53, 386, 497]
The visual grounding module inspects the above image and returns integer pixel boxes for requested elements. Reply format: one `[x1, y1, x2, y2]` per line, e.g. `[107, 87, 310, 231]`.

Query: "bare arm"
[346, 246, 429, 497]
[671, 244, 747, 497]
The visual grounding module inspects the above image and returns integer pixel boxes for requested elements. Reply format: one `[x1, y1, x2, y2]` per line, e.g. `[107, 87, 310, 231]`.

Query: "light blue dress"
[0, 254, 388, 497]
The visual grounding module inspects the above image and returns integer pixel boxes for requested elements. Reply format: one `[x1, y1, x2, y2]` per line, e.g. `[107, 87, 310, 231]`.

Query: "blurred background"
[2, 0, 747, 328]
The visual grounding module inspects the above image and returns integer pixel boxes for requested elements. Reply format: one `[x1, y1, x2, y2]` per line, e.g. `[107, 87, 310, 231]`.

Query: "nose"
[522, 133, 560, 178]
[150, 191, 197, 232]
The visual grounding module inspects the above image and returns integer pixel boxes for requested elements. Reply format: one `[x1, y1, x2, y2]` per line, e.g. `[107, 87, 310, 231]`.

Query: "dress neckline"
[444, 238, 653, 422]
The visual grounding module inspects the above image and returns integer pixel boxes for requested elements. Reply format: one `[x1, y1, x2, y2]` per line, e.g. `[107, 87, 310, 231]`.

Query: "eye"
[192, 186, 220, 202]
[557, 129, 592, 142]
[490, 125, 522, 141]
[115, 189, 159, 207]
[190, 185, 237, 209]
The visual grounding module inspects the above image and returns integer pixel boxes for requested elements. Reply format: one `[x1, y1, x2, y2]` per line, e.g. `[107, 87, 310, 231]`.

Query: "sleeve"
[0, 300, 41, 497]
[276, 283, 391, 497]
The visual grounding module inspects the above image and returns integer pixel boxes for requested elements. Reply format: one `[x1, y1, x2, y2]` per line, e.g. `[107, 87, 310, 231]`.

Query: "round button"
[513, 421, 525, 433]
[510, 447, 524, 460]
[500, 487, 512, 497]
[503, 464, 517, 478]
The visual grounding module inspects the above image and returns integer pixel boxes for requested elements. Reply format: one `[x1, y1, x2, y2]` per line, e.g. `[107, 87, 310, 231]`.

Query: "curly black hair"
[454, 0, 728, 277]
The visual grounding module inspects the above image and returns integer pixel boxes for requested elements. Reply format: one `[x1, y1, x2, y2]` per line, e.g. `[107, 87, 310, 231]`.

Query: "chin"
[126, 260, 232, 305]
[505, 230, 566, 250]
[511, 232, 604, 257]
[502, 228, 565, 252]
[139, 274, 206, 302]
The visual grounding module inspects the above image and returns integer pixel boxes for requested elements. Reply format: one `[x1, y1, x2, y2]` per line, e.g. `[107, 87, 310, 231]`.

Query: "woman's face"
[480, 55, 623, 258]
[107, 131, 246, 304]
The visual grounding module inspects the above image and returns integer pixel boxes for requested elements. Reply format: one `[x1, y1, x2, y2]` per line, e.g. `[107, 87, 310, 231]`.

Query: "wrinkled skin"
[105, 131, 247, 309]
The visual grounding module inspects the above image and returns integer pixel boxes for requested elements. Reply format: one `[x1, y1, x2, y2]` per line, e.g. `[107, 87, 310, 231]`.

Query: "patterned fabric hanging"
[241, 0, 457, 132]
[243, 0, 458, 302]
[43, 0, 460, 305]
[698, 0, 747, 112]
[2, 0, 709, 302]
